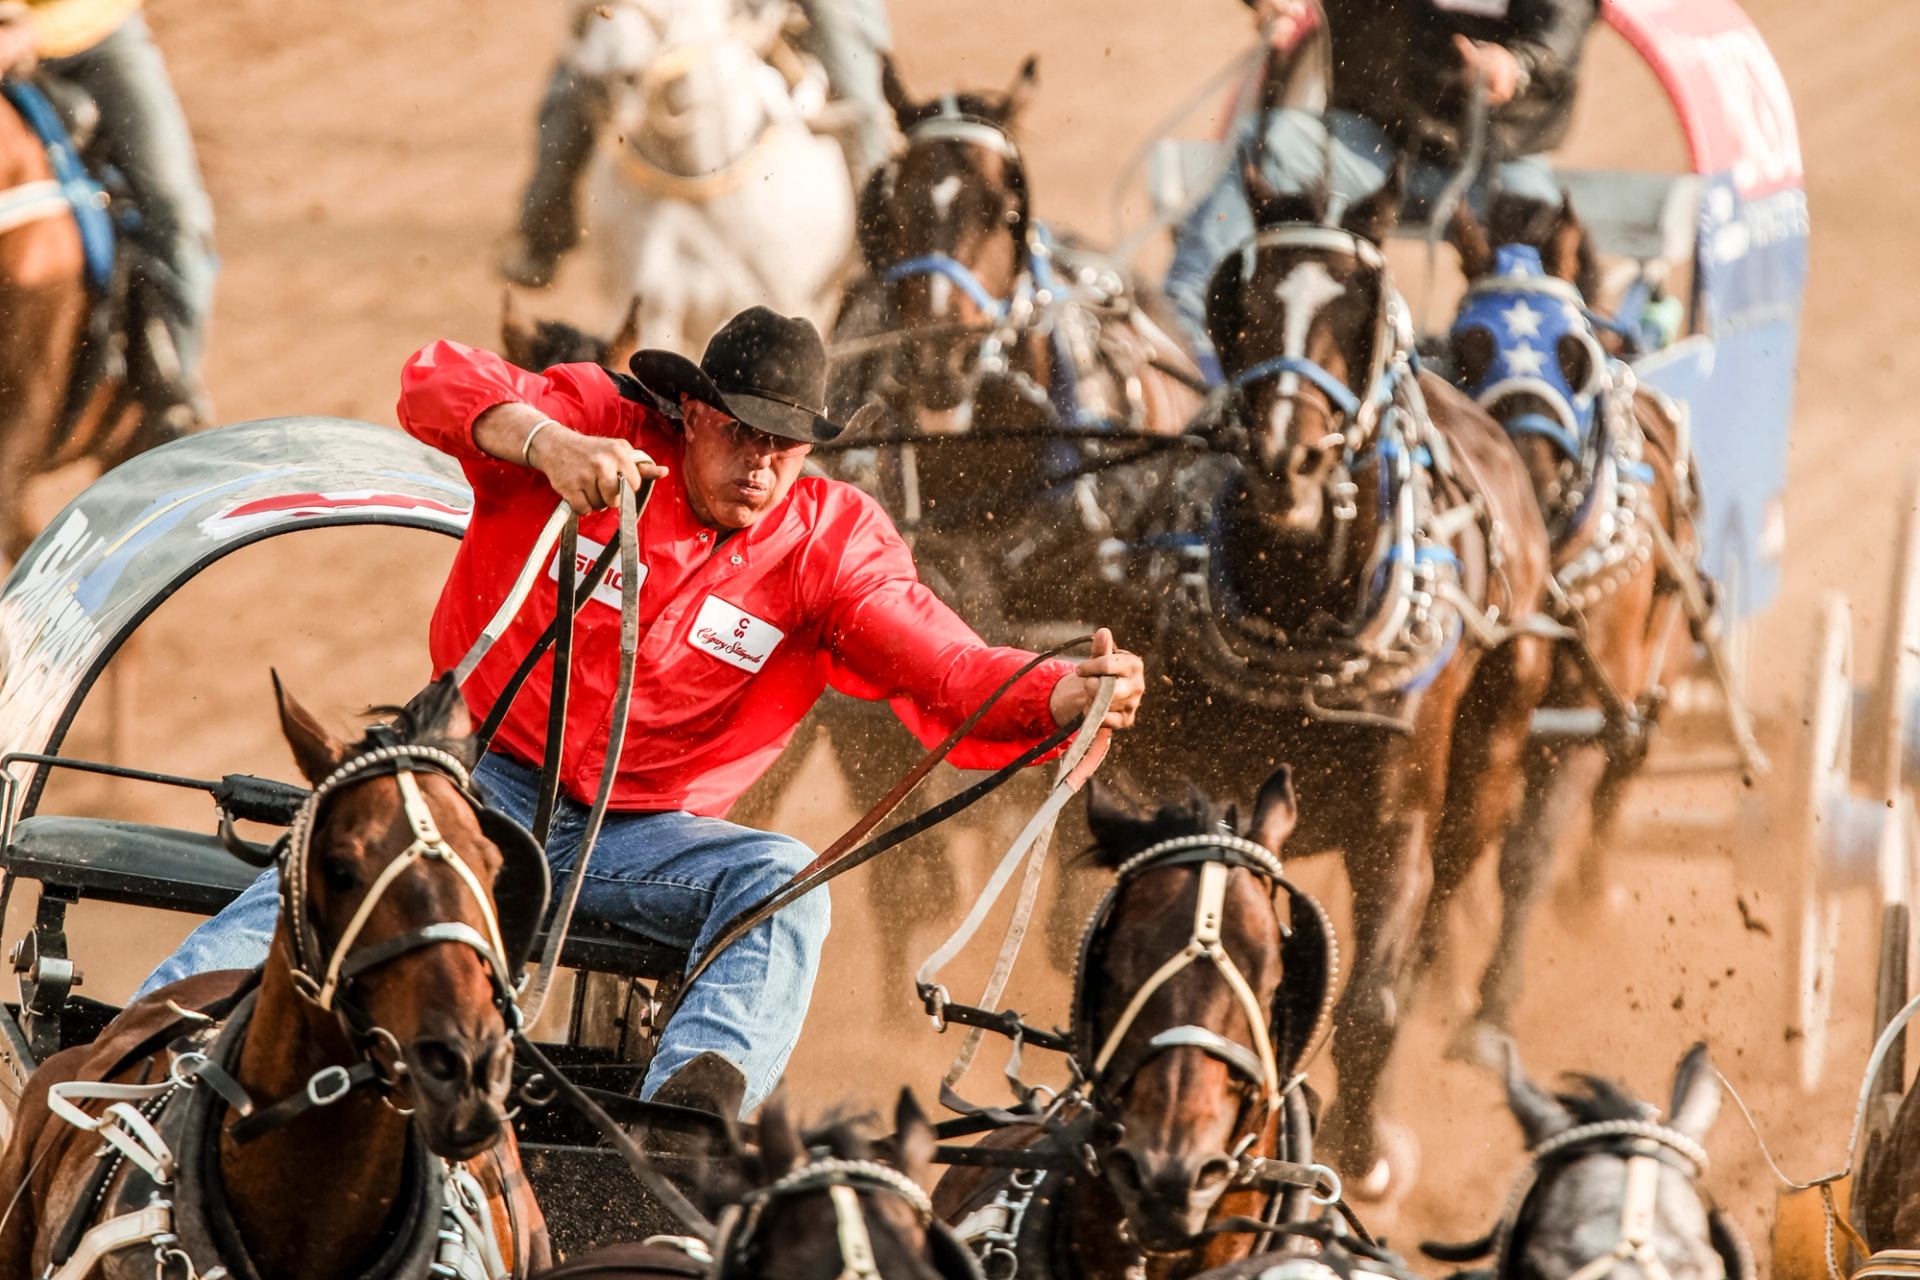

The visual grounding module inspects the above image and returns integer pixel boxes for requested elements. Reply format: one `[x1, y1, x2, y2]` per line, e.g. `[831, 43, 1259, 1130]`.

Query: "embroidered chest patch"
[550, 534, 648, 611]
[687, 595, 785, 673]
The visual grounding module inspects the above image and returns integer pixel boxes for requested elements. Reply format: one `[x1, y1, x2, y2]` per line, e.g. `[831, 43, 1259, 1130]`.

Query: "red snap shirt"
[396, 340, 1076, 817]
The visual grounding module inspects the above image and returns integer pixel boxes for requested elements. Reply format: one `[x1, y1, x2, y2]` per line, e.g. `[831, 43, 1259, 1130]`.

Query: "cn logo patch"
[688, 595, 784, 674]
[549, 535, 647, 611]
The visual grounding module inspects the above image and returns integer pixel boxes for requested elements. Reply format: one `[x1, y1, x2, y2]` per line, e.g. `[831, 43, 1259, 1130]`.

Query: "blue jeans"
[135, 753, 828, 1113]
[46, 15, 216, 398]
[1164, 107, 1562, 366]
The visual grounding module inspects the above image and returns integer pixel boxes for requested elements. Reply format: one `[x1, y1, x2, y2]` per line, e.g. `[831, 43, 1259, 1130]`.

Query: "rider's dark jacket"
[1280, 0, 1599, 164]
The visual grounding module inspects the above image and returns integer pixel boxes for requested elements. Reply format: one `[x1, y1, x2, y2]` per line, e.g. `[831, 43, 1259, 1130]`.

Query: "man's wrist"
[521, 418, 561, 469]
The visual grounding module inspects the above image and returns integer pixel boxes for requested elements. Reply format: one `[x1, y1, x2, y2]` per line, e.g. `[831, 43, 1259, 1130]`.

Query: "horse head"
[271, 674, 533, 1161]
[1074, 768, 1302, 1248]
[1448, 195, 1609, 520]
[501, 291, 643, 373]
[1206, 165, 1407, 539]
[1441, 1040, 1744, 1280]
[862, 55, 1037, 414]
[696, 1090, 972, 1280]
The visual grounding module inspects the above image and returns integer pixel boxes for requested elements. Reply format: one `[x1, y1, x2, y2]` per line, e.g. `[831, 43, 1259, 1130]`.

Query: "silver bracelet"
[521, 418, 560, 468]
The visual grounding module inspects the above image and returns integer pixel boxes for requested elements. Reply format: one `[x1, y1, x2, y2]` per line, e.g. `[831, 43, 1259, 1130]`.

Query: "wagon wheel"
[1867, 472, 1920, 1092]
[1775, 593, 1854, 1092]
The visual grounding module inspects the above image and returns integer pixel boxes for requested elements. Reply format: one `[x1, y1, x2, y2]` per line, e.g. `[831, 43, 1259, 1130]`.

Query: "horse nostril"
[413, 1040, 468, 1085]
[1107, 1150, 1144, 1194]
[1193, 1158, 1235, 1196]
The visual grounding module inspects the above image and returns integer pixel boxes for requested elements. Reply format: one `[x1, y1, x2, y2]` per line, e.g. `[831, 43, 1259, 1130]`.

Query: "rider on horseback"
[0, 0, 214, 424]
[500, 0, 894, 289]
[138, 306, 1146, 1119]
[1164, 0, 1597, 369]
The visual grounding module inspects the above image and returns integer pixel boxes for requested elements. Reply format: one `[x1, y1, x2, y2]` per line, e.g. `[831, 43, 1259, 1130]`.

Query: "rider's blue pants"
[135, 752, 828, 1115]
[1163, 106, 1562, 368]
[45, 15, 215, 405]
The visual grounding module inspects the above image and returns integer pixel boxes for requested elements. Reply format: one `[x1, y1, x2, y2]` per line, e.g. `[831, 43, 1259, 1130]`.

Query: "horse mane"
[1552, 1074, 1656, 1125]
[359, 676, 480, 771]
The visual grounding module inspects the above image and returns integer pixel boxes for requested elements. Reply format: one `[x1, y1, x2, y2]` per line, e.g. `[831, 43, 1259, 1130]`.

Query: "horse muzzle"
[1104, 1144, 1238, 1248]
[402, 1030, 514, 1161]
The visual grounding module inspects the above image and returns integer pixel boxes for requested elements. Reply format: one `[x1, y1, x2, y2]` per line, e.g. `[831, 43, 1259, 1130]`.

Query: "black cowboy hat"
[628, 307, 877, 444]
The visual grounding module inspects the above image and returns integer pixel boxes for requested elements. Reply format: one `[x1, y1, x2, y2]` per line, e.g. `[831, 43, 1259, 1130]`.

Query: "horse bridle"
[279, 739, 543, 1033]
[703, 1158, 981, 1280]
[1220, 224, 1408, 457]
[1480, 1119, 1749, 1280]
[879, 103, 1032, 322]
[1073, 834, 1292, 1161]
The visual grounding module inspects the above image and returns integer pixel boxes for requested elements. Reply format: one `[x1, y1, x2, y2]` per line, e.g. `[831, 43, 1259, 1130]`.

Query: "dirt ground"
[8, 0, 1920, 1262]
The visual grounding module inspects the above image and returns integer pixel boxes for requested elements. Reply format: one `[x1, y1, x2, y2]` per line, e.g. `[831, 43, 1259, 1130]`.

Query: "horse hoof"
[1445, 1019, 1511, 1069]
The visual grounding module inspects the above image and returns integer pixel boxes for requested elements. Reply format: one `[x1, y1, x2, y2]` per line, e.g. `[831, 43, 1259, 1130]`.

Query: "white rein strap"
[1089, 841, 1284, 1111]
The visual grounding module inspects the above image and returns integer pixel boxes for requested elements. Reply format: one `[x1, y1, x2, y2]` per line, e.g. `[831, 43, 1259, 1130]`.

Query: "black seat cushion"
[4, 817, 688, 981]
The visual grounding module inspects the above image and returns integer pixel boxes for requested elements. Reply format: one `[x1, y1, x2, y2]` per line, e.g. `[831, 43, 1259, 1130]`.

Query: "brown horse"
[0, 675, 549, 1278]
[1443, 195, 1703, 1054]
[540, 1091, 977, 1280]
[931, 768, 1341, 1280]
[0, 89, 182, 570]
[1112, 169, 1554, 1198]
[845, 54, 1200, 637]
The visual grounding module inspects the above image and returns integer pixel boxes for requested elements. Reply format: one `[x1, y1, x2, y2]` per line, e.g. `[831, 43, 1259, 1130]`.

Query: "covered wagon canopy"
[0, 418, 473, 819]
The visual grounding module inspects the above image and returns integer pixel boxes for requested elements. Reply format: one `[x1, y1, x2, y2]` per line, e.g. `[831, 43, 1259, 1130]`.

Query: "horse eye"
[320, 853, 360, 893]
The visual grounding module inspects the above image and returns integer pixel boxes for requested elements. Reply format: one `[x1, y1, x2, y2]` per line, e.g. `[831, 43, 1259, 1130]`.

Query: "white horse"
[572, 0, 856, 355]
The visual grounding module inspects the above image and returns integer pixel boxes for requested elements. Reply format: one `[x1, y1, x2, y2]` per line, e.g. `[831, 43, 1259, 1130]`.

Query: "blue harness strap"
[881, 253, 1008, 319]
[1230, 355, 1365, 419]
[0, 79, 114, 293]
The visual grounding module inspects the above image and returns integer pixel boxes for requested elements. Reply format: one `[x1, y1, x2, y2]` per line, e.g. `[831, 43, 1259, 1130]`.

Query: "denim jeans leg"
[796, 0, 894, 175]
[518, 62, 605, 257]
[47, 15, 216, 390]
[132, 867, 280, 1000]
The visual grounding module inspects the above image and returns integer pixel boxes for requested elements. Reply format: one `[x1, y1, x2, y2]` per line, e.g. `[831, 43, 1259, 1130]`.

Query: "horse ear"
[1247, 765, 1298, 854]
[1449, 200, 1494, 281]
[501, 290, 536, 370]
[274, 671, 348, 785]
[880, 54, 915, 127]
[892, 1089, 936, 1187]
[1500, 1034, 1574, 1146]
[1002, 55, 1039, 121]
[607, 295, 643, 369]
[757, 1089, 806, 1179]
[1341, 163, 1405, 244]
[1667, 1042, 1721, 1143]
[1085, 778, 1140, 852]
[1544, 194, 1586, 286]
[1204, 252, 1246, 367]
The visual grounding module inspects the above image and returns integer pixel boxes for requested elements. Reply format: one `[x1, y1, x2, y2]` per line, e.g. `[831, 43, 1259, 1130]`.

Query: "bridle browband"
[701, 1156, 979, 1280]
[1077, 834, 1291, 1142]
[281, 742, 519, 1024]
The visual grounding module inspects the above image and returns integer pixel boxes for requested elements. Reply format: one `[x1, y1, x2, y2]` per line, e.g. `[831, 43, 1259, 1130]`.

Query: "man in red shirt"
[139, 307, 1144, 1116]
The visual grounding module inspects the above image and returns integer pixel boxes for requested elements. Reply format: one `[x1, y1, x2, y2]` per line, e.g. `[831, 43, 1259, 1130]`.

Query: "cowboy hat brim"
[628, 348, 853, 443]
